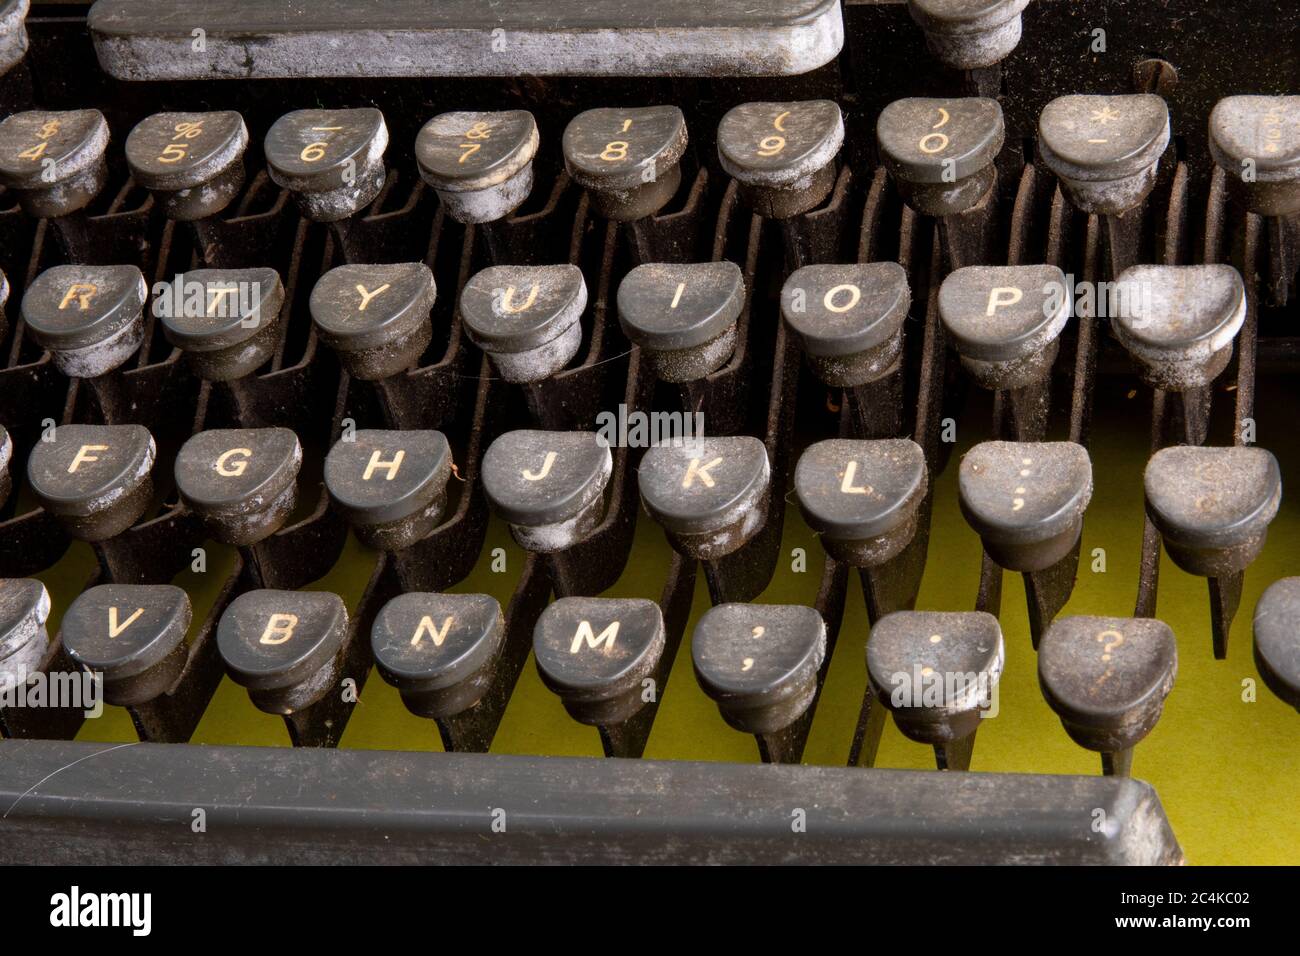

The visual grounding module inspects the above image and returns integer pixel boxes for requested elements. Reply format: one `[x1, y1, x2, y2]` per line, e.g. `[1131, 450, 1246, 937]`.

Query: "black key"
[60, 584, 191, 707]
[867, 610, 1003, 770]
[309, 263, 436, 380]
[617, 261, 743, 382]
[1254, 578, 1300, 710]
[877, 97, 1003, 215]
[0, 424, 12, 510]
[481, 430, 612, 552]
[1209, 96, 1300, 217]
[1143, 445, 1281, 578]
[459, 264, 586, 383]
[0, 0, 29, 76]
[958, 440, 1092, 572]
[371, 592, 504, 718]
[781, 262, 911, 386]
[415, 110, 539, 224]
[155, 268, 286, 382]
[716, 100, 844, 217]
[26, 424, 155, 541]
[21, 265, 147, 378]
[533, 597, 665, 726]
[692, 602, 826, 734]
[1038, 615, 1177, 776]
[907, 0, 1029, 69]
[0, 109, 109, 218]
[1038, 94, 1170, 214]
[939, 264, 1070, 388]
[264, 108, 388, 221]
[638, 436, 770, 559]
[562, 105, 688, 220]
[1112, 264, 1246, 391]
[0, 578, 51, 693]
[324, 429, 452, 551]
[174, 428, 302, 545]
[125, 110, 249, 221]
[795, 438, 927, 565]
[216, 589, 348, 714]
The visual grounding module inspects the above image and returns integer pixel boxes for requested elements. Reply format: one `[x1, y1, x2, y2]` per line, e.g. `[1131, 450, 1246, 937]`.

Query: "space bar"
[87, 0, 844, 79]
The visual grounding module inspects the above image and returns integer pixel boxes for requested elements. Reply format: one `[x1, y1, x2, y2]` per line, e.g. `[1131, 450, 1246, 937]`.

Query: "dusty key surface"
[27, 424, 155, 541]
[939, 264, 1070, 375]
[416, 110, 538, 223]
[22, 265, 148, 378]
[174, 428, 302, 546]
[125, 110, 248, 219]
[264, 108, 388, 221]
[0, 108, 109, 216]
[562, 106, 687, 219]
[0, 578, 51, 693]
[158, 267, 285, 381]
[324, 429, 451, 550]
[459, 264, 586, 382]
[617, 261, 743, 382]
[717, 100, 843, 216]
[310, 262, 435, 380]
[1209, 96, 1300, 215]
[1254, 578, 1300, 710]
[906, 0, 1030, 69]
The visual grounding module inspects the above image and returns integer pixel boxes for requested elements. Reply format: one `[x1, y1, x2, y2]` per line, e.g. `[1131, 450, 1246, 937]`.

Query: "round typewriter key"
[0, 108, 109, 218]
[416, 110, 539, 224]
[174, 427, 302, 546]
[0, 578, 52, 694]
[617, 261, 743, 382]
[0, 424, 12, 510]
[1144, 445, 1281, 578]
[781, 262, 910, 387]
[906, 0, 1030, 69]
[459, 264, 586, 383]
[638, 436, 770, 560]
[372, 592, 504, 718]
[533, 597, 665, 726]
[1254, 578, 1300, 711]
[958, 440, 1092, 572]
[157, 267, 285, 381]
[939, 264, 1070, 389]
[877, 97, 1004, 215]
[562, 105, 688, 220]
[1209, 96, 1300, 216]
[1111, 264, 1246, 391]
[60, 584, 192, 706]
[1039, 615, 1176, 774]
[21, 264, 147, 378]
[0, 0, 29, 77]
[217, 589, 348, 714]
[27, 424, 155, 541]
[125, 110, 249, 221]
[0, 267, 9, 350]
[264, 107, 388, 221]
[717, 100, 844, 218]
[481, 430, 612, 553]
[324, 429, 452, 551]
[693, 602, 826, 735]
[309, 262, 436, 380]
[1038, 94, 1170, 215]
[795, 438, 928, 566]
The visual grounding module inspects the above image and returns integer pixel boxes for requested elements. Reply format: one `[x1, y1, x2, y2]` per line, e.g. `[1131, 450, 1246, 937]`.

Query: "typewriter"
[0, 0, 1295, 868]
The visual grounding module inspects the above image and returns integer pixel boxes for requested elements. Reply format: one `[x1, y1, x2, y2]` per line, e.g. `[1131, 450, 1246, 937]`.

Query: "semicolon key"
[174, 427, 302, 547]
[906, 0, 1030, 70]
[877, 97, 1004, 217]
[0, 578, 52, 696]
[0, 108, 109, 218]
[156, 267, 286, 382]
[415, 109, 539, 225]
[459, 264, 587, 385]
[125, 110, 249, 221]
[717, 100, 844, 219]
[1209, 96, 1300, 217]
[1253, 578, 1300, 712]
[21, 264, 147, 380]
[562, 105, 688, 222]
[617, 261, 743, 384]
[26, 423, 156, 542]
[310, 262, 436, 381]
[264, 107, 388, 222]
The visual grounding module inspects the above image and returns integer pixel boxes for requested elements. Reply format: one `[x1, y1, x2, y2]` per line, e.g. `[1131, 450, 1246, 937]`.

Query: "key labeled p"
[986, 287, 1024, 314]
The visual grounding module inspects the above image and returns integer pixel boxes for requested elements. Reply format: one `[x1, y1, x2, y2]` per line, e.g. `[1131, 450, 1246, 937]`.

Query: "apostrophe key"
[1144, 445, 1281, 658]
[693, 602, 827, 764]
[867, 610, 1003, 770]
[21, 265, 147, 421]
[533, 597, 667, 758]
[959, 441, 1092, 645]
[939, 264, 1070, 441]
[0, 577, 84, 741]
[1253, 578, 1300, 712]
[906, 0, 1029, 72]
[1038, 615, 1176, 777]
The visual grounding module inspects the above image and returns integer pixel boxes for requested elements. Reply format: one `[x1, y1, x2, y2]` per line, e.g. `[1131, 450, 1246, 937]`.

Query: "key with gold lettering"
[693, 602, 826, 764]
[125, 110, 249, 223]
[27, 423, 155, 543]
[1254, 578, 1300, 712]
[1039, 615, 1177, 777]
[1210, 96, 1300, 217]
[533, 597, 666, 758]
[867, 610, 1003, 770]
[906, 0, 1029, 70]
[324, 429, 451, 551]
[1145, 445, 1281, 658]
[718, 100, 843, 219]
[0, 0, 28, 78]
[0, 108, 108, 219]
[264, 107, 388, 225]
[959, 441, 1092, 646]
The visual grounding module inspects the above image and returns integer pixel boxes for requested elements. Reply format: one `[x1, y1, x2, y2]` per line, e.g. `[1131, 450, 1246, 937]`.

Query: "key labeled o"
[823, 284, 861, 313]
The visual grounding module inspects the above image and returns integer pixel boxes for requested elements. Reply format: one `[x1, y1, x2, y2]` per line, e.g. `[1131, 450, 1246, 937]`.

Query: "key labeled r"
[59, 284, 98, 311]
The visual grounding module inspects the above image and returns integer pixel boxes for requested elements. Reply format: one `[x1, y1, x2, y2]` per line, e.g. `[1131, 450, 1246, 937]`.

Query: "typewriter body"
[0, 0, 1295, 866]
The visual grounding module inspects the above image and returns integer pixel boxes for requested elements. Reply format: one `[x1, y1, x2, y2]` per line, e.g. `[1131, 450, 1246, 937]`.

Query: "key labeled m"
[570, 619, 619, 654]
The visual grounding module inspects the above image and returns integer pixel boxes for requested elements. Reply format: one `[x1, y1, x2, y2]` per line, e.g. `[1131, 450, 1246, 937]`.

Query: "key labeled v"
[108, 606, 145, 638]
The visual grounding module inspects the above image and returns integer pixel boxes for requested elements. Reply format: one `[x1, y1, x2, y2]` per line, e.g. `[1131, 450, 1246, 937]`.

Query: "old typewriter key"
[617, 261, 743, 387]
[324, 429, 451, 551]
[939, 264, 1070, 441]
[1038, 615, 1176, 777]
[959, 441, 1093, 646]
[1144, 445, 1281, 659]
[906, 0, 1029, 70]
[0, 424, 11, 509]
[717, 100, 843, 220]
[867, 610, 1003, 770]
[1253, 578, 1300, 711]
[125, 110, 248, 221]
[157, 267, 285, 387]
[0, 0, 28, 77]
[1209, 96, 1300, 217]
[692, 602, 826, 764]
[27, 423, 155, 544]
[371, 592, 506, 749]
[21, 264, 147, 419]
[878, 97, 1004, 267]
[0, 578, 50, 696]
[533, 597, 666, 758]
